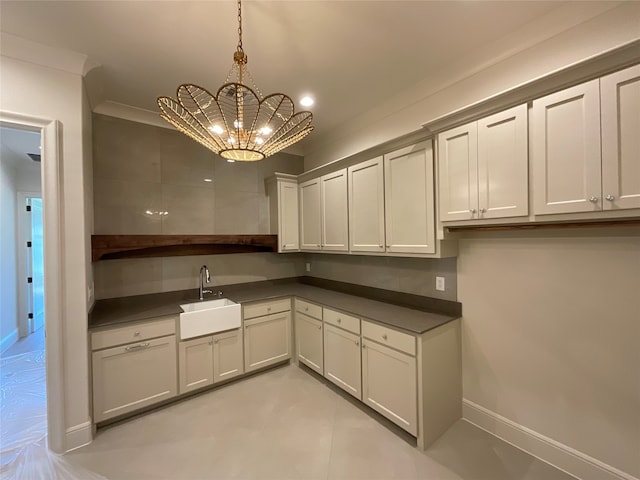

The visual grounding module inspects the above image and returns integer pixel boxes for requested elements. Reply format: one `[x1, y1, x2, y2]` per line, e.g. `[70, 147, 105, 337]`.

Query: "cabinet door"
[323, 323, 361, 399]
[278, 180, 300, 251]
[601, 64, 640, 211]
[178, 335, 214, 394]
[212, 328, 244, 383]
[437, 123, 478, 221]
[93, 336, 177, 422]
[244, 311, 291, 373]
[532, 79, 602, 215]
[321, 168, 349, 251]
[477, 104, 529, 219]
[348, 157, 385, 252]
[362, 339, 417, 436]
[384, 141, 435, 254]
[295, 312, 323, 374]
[299, 178, 322, 250]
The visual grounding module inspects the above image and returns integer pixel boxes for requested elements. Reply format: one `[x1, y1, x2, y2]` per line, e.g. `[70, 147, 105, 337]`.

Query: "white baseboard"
[0, 329, 19, 354]
[65, 421, 92, 453]
[463, 399, 638, 480]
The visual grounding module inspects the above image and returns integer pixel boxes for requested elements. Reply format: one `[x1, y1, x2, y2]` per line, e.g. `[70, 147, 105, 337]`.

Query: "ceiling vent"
[27, 153, 41, 162]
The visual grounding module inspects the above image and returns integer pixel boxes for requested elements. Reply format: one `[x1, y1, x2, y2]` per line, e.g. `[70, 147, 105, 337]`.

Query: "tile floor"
[60, 364, 576, 480]
[0, 327, 45, 359]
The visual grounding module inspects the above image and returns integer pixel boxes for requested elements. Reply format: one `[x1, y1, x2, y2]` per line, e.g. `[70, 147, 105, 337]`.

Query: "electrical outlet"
[435, 276, 445, 292]
[305, 263, 311, 272]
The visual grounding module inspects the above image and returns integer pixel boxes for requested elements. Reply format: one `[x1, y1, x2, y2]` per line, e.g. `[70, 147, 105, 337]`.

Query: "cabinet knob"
[317, 244, 321, 247]
[134, 331, 141, 337]
[214, 340, 219, 344]
[386, 245, 390, 248]
[337, 318, 342, 323]
[362, 344, 366, 349]
[382, 334, 388, 340]
[318, 325, 322, 330]
[479, 207, 486, 214]
[305, 307, 309, 311]
[355, 340, 360, 346]
[589, 196, 599, 203]
[379, 245, 384, 248]
[267, 307, 271, 311]
[470, 209, 476, 214]
[282, 244, 285, 248]
[605, 194, 615, 201]
[208, 341, 213, 346]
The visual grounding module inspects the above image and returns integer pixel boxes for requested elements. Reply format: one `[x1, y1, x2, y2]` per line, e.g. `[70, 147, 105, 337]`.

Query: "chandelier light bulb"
[260, 126, 273, 135]
[209, 125, 224, 134]
[256, 137, 264, 145]
[300, 96, 314, 107]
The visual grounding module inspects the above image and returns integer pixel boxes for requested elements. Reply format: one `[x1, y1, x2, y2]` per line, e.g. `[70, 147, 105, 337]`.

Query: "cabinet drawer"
[91, 316, 177, 351]
[295, 298, 322, 320]
[243, 298, 291, 319]
[362, 320, 415, 356]
[323, 307, 360, 334]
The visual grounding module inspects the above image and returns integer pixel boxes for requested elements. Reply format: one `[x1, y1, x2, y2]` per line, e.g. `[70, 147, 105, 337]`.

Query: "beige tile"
[214, 190, 266, 234]
[93, 178, 163, 234]
[213, 156, 259, 193]
[161, 183, 215, 234]
[93, 258, 163, 299]
[93, 114, 161, 183]
[159, 128, 216, 188]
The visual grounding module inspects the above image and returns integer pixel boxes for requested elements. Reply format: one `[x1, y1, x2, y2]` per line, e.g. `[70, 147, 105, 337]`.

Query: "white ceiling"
[0, 126, 41, 174]
[0, 1, 622, 153]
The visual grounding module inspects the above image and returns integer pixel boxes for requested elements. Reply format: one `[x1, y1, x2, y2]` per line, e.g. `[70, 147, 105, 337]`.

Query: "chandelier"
[157, 0, 314, 161]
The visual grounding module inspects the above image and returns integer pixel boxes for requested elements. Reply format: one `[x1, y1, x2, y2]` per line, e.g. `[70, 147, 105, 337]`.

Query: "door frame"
[16, 191, 42, 338]
[1, 111, 65, 454]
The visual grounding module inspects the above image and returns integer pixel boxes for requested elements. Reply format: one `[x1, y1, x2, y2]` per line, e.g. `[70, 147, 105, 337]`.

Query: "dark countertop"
[89, 279, 460, 335]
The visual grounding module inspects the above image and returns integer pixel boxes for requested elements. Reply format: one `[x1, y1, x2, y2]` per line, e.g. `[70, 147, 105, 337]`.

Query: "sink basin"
[179, 298, 241, 340]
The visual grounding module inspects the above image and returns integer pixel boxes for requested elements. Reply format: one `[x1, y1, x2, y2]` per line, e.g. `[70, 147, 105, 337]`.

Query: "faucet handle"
[202, 289, 213, 296]
[217, 291, 224, 298]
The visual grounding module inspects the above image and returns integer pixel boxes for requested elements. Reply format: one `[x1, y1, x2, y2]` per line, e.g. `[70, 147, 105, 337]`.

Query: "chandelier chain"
[237, 0, 243, 52]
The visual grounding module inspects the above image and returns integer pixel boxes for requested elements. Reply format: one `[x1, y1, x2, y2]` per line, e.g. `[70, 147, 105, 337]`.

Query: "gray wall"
[92, 114, 306, 299]
[304, 254, 457, 302]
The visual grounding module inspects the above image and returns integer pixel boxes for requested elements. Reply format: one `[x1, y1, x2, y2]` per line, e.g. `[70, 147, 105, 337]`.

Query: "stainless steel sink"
[179, 298, 241, 340]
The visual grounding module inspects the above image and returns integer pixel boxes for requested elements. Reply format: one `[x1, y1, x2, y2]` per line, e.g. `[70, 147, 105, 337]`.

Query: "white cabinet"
[295, 312, 323, 374]
[299, 177, 322, 250]
[437, 104, 528, 221]
[266, 173, 299, 252]
[178, 328, 244, 394]
[348, 157, 385, 253]
[384, 141, 436, 254]
[362, 338, 417, 436]
[323, 323, 362, 399]
[534, 66, 640, 215]
[244, 300, 292, 373]
[91, 317, 178, 422]
[321, 168, 349, 251]
[601, 64, 640, 211]
[532, 80, 602, 215]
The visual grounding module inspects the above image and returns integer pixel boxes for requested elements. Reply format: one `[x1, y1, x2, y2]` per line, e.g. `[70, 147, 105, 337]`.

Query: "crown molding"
[0, 32, 98, 77]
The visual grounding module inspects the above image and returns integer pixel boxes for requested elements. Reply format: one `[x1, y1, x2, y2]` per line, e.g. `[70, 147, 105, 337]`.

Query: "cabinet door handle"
[386, 244, 390, 248]
[214, 340, 219, 344]
[125, 342, 150, 351]
[337, 318, 342, 323]
[470, 208, 476, 214]
[589, 196, 599, 203]
[355, 340, 360, 346]
[605, 195, 615, 201]
[382, 334, 388, 340]
[208, 341, 213, 346]
[318, 325, 322, 330]
[362, 344, 366, 349]
[479, 207, 486, 214]
[305, 307, 309, 311]
[133, 331, 141, 337]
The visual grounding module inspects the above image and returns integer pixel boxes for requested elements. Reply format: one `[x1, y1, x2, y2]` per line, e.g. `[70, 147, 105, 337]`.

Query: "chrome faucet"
[199, 265, 213, 301]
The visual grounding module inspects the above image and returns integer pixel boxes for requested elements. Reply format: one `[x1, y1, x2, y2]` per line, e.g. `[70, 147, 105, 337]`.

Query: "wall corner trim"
[64, 421, 93, 453]
[462, 399, 638, 480]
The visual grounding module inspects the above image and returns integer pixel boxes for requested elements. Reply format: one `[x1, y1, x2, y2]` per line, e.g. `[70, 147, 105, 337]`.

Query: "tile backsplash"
[94, 253, 306, 299]
[92, 114, 304, 235]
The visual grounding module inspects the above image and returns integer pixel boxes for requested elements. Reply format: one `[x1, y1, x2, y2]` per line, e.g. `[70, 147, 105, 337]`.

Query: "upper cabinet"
[299, 177, 322, 250]
[320, 169, 349, 252]
[601, 64, 640, 211]
[348, 157, 385, 253]
[267, 174, 299, 252]
[532, 64, 640, 215]
[437, 104, 528, 222]
[384, 141, 436, 254]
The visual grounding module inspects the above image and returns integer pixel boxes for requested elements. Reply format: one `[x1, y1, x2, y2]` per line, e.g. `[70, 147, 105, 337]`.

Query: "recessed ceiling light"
[227, 159, 236, 163]
[300, 96, 314, 107]
[204, 178, 213, 182]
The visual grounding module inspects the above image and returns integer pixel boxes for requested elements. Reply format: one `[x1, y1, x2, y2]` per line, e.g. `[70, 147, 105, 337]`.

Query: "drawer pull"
[125, 342, 150, 351]
[318, 325, 322, 330]
[382, 334, 388, 340]
[337, 318, 342, 323]
[355, 340, 359, 346]
[134, 331, 141, 337]
[305, 307, 309, 311]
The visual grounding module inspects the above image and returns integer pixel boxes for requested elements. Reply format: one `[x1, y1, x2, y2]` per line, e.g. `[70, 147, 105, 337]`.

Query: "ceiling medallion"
[158, 0, 314, 161]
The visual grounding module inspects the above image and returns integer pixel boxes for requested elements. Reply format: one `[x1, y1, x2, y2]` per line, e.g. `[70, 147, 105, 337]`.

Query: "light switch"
[435, 276, 445, 291]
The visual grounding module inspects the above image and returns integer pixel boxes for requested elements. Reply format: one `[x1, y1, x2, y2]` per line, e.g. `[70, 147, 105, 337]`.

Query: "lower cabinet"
[361, 338, 417, 436]
[295, 312, 324, 374]
[323, 323, 362, 399]
[244, 305, 292, 373]
[92, 334, 177, 422]
[178, 328, 244, 395]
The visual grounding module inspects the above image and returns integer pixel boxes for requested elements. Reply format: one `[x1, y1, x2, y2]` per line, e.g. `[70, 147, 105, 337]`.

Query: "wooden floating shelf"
[92, 235, 278, 261]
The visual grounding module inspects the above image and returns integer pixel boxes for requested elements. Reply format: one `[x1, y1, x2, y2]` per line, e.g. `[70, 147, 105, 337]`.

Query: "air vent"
[27, 153, 41, 162]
